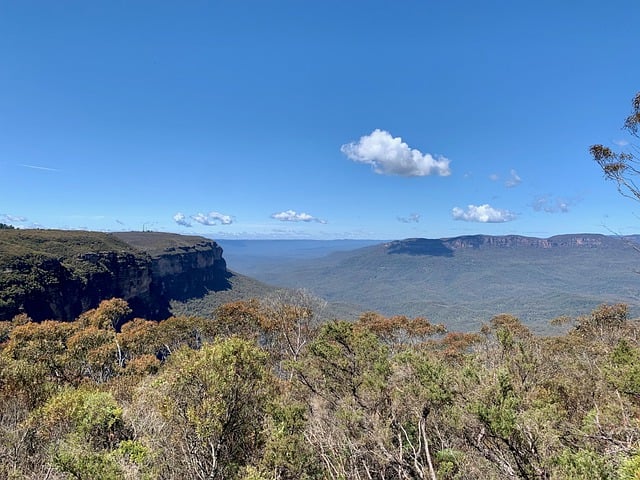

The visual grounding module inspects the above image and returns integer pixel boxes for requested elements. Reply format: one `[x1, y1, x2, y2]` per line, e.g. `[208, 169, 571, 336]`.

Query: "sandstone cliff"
[385, 233, 620, 256]
[442, 233, 617, 249]
[0, 230, 228, 323]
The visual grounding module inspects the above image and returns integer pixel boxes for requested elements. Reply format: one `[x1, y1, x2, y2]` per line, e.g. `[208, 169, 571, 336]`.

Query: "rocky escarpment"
[385, 234, 621, 256]
[112, 232, 228, 306]
[444, 233, 618, 249]
[0, 230, 229, 323]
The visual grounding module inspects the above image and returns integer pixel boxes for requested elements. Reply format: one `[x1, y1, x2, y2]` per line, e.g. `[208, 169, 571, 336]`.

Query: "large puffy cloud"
[341, 129, 450, 177]
[191, 211, 233, 226]
[452, 204, 516, 223]
[271, 210, 327, 224]
[173, 212, 192, 227]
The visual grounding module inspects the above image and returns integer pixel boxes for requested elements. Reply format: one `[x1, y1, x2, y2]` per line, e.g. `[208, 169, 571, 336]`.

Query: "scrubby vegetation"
[0, 229, 139, 264]
[1, 293, 640, 479]
[111, 231, 220, 257]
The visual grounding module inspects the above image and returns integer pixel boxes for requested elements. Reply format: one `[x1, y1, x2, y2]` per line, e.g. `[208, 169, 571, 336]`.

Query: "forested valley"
[2, 293, 640, 479]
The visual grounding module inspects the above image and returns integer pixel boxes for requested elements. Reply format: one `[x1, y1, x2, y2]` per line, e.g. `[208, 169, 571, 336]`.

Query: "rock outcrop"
[0, 230, 229, 323]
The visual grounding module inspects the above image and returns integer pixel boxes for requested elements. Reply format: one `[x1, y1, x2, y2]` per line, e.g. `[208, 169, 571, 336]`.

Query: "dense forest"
[1, 292, 640, 479]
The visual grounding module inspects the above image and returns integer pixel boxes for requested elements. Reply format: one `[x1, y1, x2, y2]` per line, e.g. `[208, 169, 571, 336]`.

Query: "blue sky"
[1, 1, 639, 239]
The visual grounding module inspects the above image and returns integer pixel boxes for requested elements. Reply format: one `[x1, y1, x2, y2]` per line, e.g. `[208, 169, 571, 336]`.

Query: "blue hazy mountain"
[214, 234, 640, 333]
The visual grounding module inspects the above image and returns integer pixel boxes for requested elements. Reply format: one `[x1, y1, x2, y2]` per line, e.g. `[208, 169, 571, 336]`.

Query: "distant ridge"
[384, 233, 621, 256]
[228, 233, 640, 332]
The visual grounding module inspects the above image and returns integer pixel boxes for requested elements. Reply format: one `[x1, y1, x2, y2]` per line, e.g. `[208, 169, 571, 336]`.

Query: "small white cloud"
[489, 173, 500, 181]
[532, 196, 571, 213]
[1, 213, 27, 224]
[271, 209, 327, 224]
[173, 212, 192, 227]
[505, 169, 522, 188]
[397, 213, 421, 223]
[613, 139, 630, 147]
[191, 211, 233, 226]
[452, 204, 516, 223]
[341, 129, 450, 177]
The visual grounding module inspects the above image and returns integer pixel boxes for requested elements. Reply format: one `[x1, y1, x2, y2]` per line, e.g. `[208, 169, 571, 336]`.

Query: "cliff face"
[42, 251, 154, 322]
[442, 234, 616, 249]
[385, 234, 621, 256]
[147, 240, 228, 302]
[0, 231, 229, 323]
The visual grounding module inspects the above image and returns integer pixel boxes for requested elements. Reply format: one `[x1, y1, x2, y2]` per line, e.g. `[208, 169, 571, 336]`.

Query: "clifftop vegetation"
[111, 231, 220, 257]
[0, 229, 140, 268]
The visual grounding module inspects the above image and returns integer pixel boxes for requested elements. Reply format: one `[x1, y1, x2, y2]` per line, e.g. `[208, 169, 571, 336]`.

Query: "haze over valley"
[219, 234, 640, 332]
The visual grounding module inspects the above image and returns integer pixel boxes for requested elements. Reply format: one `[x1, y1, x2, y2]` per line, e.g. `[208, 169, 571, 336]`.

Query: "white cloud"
[613, 139, 630, 147]
[1, 213, 27, 223]
[397, 213, 421, 223]
[191, 211, 233, 226]
[491, 170, 521, 187]
[271, 210, 327, 224]
[532, 196, 571, 213]
[341, 129, 450, 177]
[173, 212, 192, 227]
[452, 204, 516, 223]
[505, 169, 522, 188]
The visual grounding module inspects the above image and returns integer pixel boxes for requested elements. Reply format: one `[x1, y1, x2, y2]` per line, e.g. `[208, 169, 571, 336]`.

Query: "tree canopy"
[591, 91, 640, 201]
